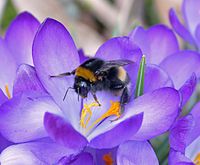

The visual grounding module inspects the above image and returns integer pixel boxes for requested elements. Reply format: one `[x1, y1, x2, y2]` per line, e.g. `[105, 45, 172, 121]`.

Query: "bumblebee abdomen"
[118, 67, 127, 82]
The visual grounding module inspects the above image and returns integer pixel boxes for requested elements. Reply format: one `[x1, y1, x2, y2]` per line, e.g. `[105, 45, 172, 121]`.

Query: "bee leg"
[49, 70, 75, 78]
[110, 87, 129, 123]
[91, 91, 101, 106]
[119, 86, 129, 114]
[63, 87, 74, 101]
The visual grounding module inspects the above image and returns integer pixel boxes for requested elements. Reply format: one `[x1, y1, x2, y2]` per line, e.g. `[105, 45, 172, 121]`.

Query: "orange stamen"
[103, 153, 113, 165]
[5, 84, 11, 99]
[194, 153, 200, 165]
[86, 101, 120, 132]
[80, 101, 121, 134]
[80, 102, 99, 129]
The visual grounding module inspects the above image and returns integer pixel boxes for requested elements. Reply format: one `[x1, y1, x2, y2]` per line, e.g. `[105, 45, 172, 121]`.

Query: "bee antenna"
[63, 87, 74, 101]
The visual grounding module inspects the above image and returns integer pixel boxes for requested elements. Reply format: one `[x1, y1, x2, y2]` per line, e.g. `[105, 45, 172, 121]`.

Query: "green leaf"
[151, 133, 169, 164]
[135, 55, 146, 98]
[144, 0, 160, 26]
[0, 0, 17, 33]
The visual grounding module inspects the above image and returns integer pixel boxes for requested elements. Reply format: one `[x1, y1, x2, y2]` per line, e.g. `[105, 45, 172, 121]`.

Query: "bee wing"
[95, 59, 134, 76]
[104, 59, 134, 67]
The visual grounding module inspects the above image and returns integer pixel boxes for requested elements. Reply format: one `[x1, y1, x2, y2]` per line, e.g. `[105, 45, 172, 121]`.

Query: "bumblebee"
[50, 58, 133, 113]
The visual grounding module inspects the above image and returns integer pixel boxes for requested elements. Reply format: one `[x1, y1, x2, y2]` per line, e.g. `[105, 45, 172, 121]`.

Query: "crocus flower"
[0, 12, 40, 152]
[33, 18, 180, 145]
[0, 17, 180, 164]
[169, 101, 200, 165]
[169, 0, 200, 50]
[0, 12, 40, 99]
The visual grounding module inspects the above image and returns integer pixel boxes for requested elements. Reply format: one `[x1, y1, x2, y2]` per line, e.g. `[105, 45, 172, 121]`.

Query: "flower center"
[80, 101, 121, 133]
[5, 84, 11, 99]
[103, 153, 113, 165]
[194, 153, 200, 165]
[80, 102, 99, 129]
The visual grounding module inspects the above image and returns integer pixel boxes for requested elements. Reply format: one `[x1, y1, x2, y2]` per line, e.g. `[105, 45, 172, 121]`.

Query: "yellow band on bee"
[75, 67, 96, 82]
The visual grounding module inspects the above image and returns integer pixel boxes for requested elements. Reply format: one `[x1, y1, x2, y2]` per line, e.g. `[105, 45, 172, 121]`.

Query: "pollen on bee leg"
[194, 153, 200, 165]
[103, 153, 113, 165]
[80, 102, 100, 129]
[5, 84, 11, 99]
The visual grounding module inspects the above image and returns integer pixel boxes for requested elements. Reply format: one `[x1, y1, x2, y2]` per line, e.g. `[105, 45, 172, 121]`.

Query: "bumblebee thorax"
[75, 66, 97, 82]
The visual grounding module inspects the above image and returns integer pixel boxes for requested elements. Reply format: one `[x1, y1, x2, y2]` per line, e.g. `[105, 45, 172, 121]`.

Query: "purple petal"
[33, 18, 81, 129]
[144, 24, 179, 64]
[69, 152, 93, 165]
[129, 27, 149, 61]
[95, 37, 142, 63]
[195, 24, 200, 49]
[5, 12, 40, 65]
[127, 64, 173, 97]
[168, 149, 194, 165]
[195, 24, 200, 38]
[13, 64, 47, 97]
[169, 8, 195, 45]
[182, 0, 200, 36]
[0, 133, 12, 153]
[0, 89, 8, 105]
[0, 141, 75, 164]
[44, 112, 88, 153]
[117, 141, 159, 165]
[128, 87, 180, 140]
[89, 113, 143, 149]
[160, 50, 200, 89]
[0, 95, 62, 143]
[179, 73, 197, 107]
[129, 24, 179, 65]
[78, 49, 89, 63]
[169, 115, 195, 153]
[144, 64, 173, 93]
[0, 38, 17, 96]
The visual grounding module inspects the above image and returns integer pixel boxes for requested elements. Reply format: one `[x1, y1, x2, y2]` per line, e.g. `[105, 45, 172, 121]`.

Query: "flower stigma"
[103, 153, 113, 165]
[80, 102, 99, 129]
[5, 84, 11, 99]
[80, 101, 121, 134]
[194, 153, 200, 165]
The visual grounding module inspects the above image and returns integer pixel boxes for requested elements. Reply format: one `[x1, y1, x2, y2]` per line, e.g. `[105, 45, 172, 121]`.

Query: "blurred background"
[0, 0, 184, 164]
[0, 0, 182, 55]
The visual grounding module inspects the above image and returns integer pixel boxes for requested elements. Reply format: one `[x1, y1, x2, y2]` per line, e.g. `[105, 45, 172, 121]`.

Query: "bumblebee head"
[74, 77, 90, 98]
